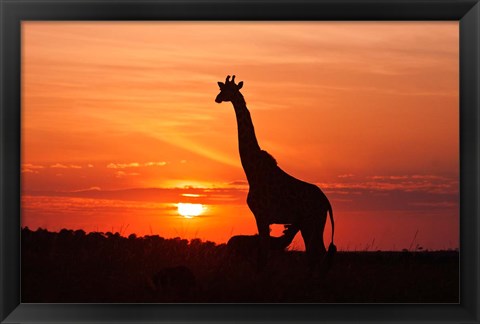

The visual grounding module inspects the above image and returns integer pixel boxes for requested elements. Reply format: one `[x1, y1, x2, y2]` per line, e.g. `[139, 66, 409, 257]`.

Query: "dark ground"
[21, 227, 459, 303]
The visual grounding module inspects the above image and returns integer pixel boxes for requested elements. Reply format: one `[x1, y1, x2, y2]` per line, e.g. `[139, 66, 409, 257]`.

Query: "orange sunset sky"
[21, 22, 459, 251]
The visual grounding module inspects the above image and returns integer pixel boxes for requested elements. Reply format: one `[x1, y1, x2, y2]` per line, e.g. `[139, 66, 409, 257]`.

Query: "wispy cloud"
[338, 174, 355, 178]
[107, 162, 141, 169]
[23, 172, 458, 214]
[22, 163, 45, 173]
[50, 164, 68, 168]
[227, 180, 249, 187]
[370, 175, 409, 180]
[144, 161, 167, 167]
[24, 186, 248, 206]
[107, 161, 167, 169]
[319, 174, 458, 195]
[115, 171, 140, 178]
[50, 163, 82, 169]
[312, 174, 459, 212]
[409, 201, 457, 208]
[72, 186, 101, 192]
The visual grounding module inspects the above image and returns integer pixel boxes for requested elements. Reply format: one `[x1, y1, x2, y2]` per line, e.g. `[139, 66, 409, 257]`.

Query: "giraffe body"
[248, 167, 330, 227]
[247, 157, 333, 263]
[215, 75, 335, 267]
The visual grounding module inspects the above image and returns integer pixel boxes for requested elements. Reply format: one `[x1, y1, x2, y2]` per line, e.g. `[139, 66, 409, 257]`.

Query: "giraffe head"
[215, 75, 244, 103]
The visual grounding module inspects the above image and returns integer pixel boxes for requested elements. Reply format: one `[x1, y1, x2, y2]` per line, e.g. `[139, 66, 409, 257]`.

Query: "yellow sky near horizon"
[21, 22, 459, 250]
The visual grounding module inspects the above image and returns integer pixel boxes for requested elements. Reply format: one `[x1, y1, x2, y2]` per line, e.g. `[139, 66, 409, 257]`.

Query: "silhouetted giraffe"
[215, 75, 336, 268]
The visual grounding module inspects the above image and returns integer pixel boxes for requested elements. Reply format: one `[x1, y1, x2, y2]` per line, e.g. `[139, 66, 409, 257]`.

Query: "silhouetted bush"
[21, 227, 459, 303]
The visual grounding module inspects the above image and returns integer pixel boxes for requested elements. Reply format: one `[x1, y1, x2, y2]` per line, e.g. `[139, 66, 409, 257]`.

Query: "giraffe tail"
[327, 202, 336, 255]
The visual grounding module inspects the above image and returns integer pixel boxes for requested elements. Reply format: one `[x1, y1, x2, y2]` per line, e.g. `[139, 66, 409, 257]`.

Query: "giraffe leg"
[300, 217, 326, 269]
[247, 192, 271, 270]
[255, 219, 270, 271]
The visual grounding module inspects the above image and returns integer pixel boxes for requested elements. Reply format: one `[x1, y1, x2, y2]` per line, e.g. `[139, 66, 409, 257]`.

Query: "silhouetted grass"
[21, 227, 458, 303]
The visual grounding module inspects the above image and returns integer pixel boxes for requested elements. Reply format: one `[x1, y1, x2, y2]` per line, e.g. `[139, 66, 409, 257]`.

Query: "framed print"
[1, 0, 479, 323]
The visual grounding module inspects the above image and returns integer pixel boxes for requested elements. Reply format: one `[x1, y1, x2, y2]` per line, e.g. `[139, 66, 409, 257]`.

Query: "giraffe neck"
[231, 94, 262, 176]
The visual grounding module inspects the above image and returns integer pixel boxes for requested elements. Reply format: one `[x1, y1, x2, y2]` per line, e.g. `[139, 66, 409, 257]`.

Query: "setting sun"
[177, 203, 204, 218]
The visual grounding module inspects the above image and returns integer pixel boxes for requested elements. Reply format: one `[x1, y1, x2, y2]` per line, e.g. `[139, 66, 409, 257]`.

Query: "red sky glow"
[21, 22, 459, 251]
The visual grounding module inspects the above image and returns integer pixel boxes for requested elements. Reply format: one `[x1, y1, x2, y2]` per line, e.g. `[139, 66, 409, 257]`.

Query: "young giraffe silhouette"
[215, 75, 336, 268]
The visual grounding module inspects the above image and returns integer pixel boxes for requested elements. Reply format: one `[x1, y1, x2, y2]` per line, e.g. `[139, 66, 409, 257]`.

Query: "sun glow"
[177, 203, 204, 218]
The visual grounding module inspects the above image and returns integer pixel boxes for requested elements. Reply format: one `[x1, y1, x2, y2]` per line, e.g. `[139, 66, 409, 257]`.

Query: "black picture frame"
[1, 0, 479, 323]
